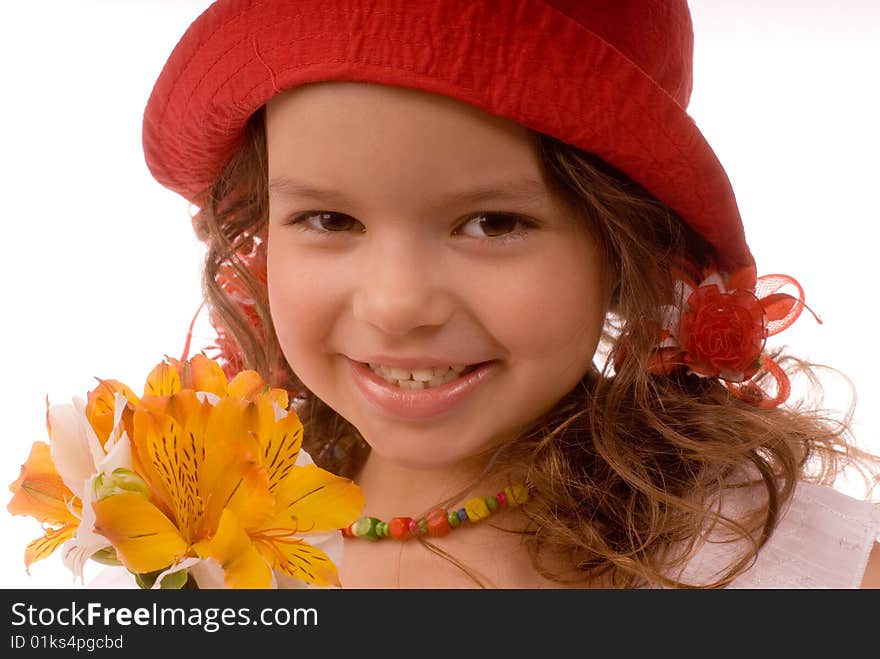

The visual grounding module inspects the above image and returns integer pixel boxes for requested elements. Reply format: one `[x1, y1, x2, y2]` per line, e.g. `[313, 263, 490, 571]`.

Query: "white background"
[0, 1, 877, 589]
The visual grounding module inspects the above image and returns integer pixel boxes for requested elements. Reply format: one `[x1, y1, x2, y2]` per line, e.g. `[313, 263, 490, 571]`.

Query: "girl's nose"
[351, 244, 454, 337]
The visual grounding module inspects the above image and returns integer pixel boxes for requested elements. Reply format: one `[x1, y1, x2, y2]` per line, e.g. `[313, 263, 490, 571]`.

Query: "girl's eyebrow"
[267, 176, 550, 207]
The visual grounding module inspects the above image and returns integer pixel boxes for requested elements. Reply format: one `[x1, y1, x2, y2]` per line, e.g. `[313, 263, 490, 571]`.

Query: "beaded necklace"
[342, 484, 529, 541]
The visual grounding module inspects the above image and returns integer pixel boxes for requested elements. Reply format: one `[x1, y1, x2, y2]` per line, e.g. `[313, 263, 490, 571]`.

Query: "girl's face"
[266, 82, 611, 471]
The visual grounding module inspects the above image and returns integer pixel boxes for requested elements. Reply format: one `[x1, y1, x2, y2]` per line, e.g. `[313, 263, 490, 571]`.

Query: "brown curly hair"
[192, 107, 879, 588]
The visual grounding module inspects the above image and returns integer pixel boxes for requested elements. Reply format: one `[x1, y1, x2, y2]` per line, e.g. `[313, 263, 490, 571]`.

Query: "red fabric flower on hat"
[678, 285, 765, 382]
[647, 265, 821, 408]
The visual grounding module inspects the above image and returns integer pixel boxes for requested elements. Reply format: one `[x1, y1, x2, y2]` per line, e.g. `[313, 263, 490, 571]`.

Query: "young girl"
[142, 0, 880, 588]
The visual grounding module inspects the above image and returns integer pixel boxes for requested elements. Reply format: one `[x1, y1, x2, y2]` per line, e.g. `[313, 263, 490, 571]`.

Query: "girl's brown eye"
[457, 213, 530, 240]
[289, 211, 363, 233]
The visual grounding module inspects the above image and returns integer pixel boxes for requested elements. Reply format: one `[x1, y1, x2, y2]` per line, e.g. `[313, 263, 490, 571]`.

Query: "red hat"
[143, 0, 754, 273]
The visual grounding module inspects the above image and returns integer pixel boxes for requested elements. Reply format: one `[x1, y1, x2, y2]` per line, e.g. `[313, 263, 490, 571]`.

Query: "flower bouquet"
[7, 354, 364, 589]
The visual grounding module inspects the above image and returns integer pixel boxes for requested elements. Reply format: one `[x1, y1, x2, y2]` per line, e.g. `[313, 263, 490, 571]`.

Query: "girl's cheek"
[488, 254, 605, 359]
[267, 251, 331, 339]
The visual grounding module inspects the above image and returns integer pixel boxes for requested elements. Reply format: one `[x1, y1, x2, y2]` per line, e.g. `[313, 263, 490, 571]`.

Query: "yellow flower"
[92, 356, 364, 588]
[7, 442, 81, 572]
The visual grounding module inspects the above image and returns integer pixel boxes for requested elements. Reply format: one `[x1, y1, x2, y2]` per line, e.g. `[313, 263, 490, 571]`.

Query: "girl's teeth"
[411, 367, 436, 381]
[398, 380, 425, 390]
[368, 363, 478, 389]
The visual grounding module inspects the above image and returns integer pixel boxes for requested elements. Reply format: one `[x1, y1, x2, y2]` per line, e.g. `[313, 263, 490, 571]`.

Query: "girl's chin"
[367, 445, 480, 472]
[359, 432, 492, 473]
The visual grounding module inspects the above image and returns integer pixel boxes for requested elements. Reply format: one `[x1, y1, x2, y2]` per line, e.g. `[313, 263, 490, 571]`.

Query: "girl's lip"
[347, 357, 499, 420]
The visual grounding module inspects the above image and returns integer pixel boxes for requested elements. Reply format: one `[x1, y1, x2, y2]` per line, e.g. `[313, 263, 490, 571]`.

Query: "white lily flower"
[48, 392, 134, 583]
[47, 397, 104, 500]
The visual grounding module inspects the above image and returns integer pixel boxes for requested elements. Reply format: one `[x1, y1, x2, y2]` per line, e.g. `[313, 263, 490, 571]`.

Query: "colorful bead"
[408, 518, 420, 536]
[417, 518, 428, 535]
[485, 496, 499, 512]
[426, 508, 452, 537]
[389, 517, 413, 540]
[465, 496, 491, 522]
[457, 508, 468, 522]
[353, 516, 381, 540]
[505, 484, 529, 506]
[377, 521, 389, 537]
[447, 510, 461, 527]
[496, 491, 507, 507]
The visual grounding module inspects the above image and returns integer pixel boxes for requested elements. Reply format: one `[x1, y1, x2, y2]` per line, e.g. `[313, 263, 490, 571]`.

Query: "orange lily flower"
[91, 356, 363, 588]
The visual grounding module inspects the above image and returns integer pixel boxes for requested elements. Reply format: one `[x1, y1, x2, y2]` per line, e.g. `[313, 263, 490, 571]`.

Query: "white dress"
[680, 481, 880, 588]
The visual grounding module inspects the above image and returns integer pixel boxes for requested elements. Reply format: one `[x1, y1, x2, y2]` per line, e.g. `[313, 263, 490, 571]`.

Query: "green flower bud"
[158, 569, 191, 589]
[93, 468, 151, 501]
[89, 546, 122, 566]
[134, 567, 192, 590]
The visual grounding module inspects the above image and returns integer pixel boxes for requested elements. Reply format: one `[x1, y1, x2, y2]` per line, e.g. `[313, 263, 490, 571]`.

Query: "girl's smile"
[348, 357, 501, 420]
[265, 81, 612, 471]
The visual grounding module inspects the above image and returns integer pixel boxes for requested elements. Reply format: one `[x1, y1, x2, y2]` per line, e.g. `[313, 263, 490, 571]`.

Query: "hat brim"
[143, 0, 753, 272]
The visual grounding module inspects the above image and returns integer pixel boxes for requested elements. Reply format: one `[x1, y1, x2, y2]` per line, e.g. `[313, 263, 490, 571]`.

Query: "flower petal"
[132, 391, 212, 538]
[298, 530, 344, 574]
[263, 536, 341, 587]
[253, 398, 303, 494]
[7, 441, 80, 525]
[193, 508, 272, 588]
[188, 558, 227, 589]
[228, 370, 289, 409]
[273, 570, 310, 589]
[200, 397, 274, 533]
[180, 354, 228, 397]
[62, 483, 111, 581]
[92, 492, 188, 574]
[269, 464, 365, 533]
[86, 379, 138, 446]
[47, 399, 104, 498]
[210, 460, 275, 535]
[96, 431, 133, 476]
[227, 370, 269, 400]
[24, 523, 77, 573]
[143, 361, 181, 397]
